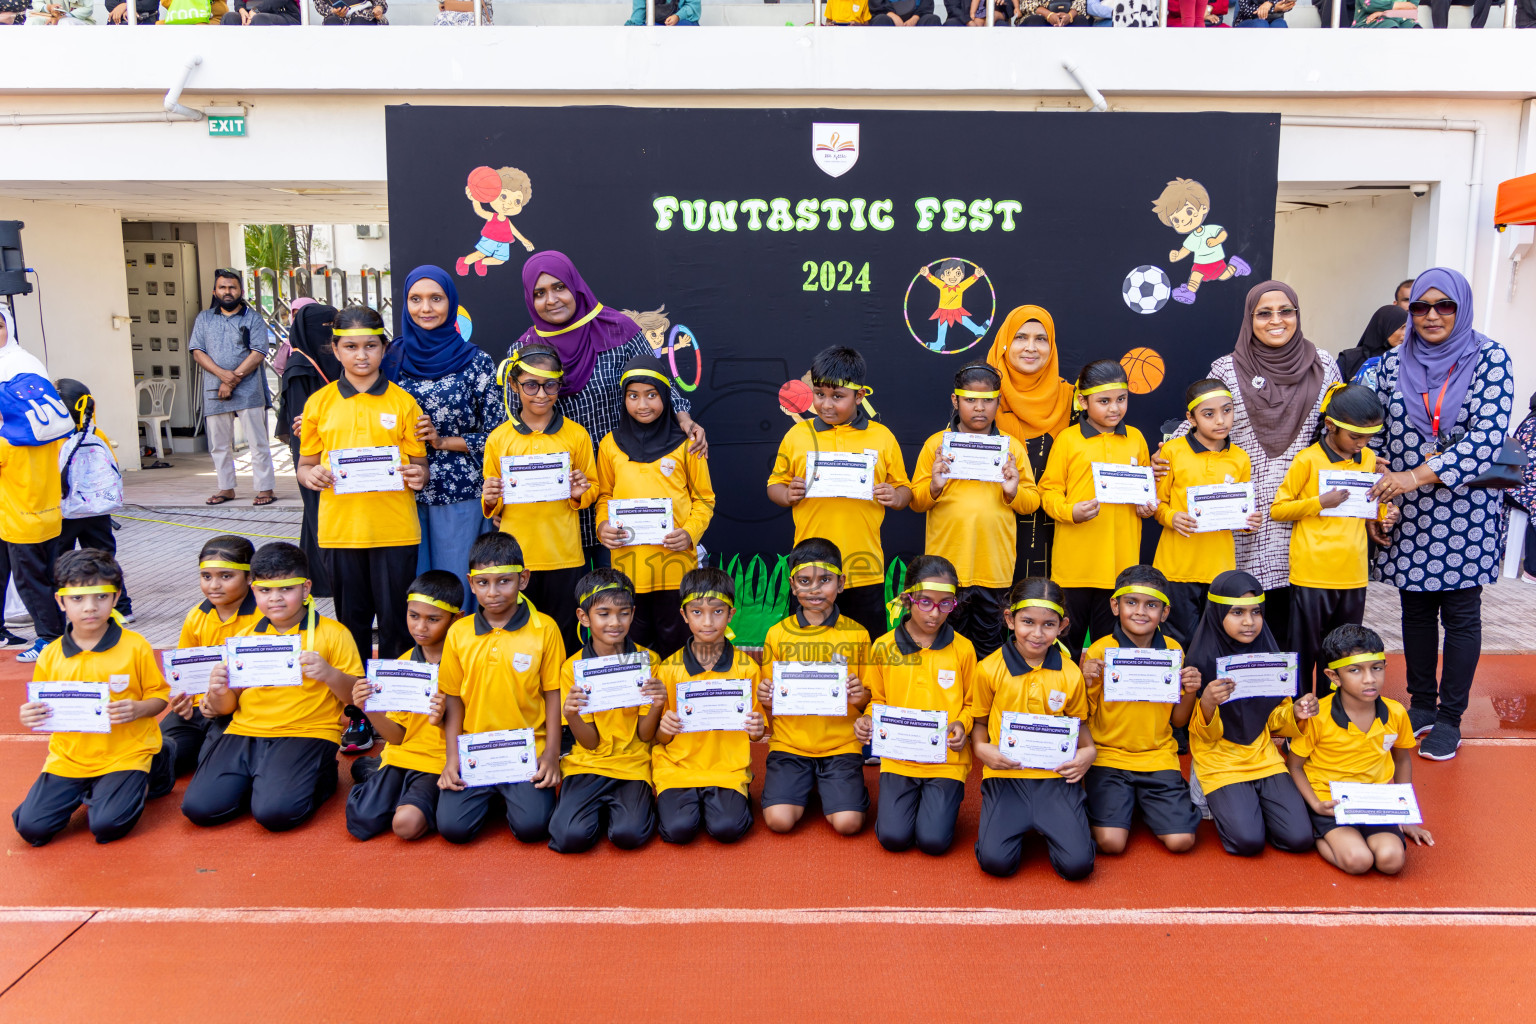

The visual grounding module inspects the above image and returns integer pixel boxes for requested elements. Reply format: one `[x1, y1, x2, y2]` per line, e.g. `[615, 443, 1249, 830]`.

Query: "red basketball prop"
[467, 166, 503, 203]
[778, 378, 813, 415]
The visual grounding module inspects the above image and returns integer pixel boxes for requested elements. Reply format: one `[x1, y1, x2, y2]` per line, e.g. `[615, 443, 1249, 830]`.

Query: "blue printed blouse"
[398, 349, 506, 507]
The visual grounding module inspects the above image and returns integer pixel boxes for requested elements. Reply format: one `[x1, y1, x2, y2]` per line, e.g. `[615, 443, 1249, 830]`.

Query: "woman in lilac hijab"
[509, 251, 707, 557]
[1367, 267, 1513, 762]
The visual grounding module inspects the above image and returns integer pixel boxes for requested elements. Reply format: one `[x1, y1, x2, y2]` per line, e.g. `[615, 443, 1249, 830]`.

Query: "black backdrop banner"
[386, 105, 1280, 563]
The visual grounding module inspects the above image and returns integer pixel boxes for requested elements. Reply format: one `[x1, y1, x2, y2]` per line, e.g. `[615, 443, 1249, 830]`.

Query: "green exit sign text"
[208, 115, 246, 138]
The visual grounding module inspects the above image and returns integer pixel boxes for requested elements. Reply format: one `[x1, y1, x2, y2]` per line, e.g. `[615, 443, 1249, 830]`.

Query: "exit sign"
[208, 115, 245, 137]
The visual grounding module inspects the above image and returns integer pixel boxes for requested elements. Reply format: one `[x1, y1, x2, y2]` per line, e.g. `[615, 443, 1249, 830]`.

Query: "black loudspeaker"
[0, 221, 31, 297]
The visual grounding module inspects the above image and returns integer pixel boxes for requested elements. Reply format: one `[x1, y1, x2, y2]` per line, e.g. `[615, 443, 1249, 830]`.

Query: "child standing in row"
[767, 346, 911, 640]
[910, 362, 1039, 659]
[481, 342, 596, 653]
[597, 353, 716, 659]
[1040, 360, 1154, 658]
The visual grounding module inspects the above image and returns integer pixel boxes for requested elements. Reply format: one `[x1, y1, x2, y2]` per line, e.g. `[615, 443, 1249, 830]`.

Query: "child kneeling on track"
[344, 570, 462, 842]
[909, 362, 1039, 660]
[162, 534, 260, 777]
[1184, 570, 1319, 857]
[13, 549, 170, 846]
[651, 567, 766, 844]
[1270, 383, 1394, 697]
[1079, 565, 1202, 855]
[758, 538, 873, 836]
[181, 542, 364, 832]
[436, 531, 566, 844]
[549, 568, 664, 853]
[968, 577, 1096, 881]
[1286, 624, 1433, 875]
[855, 554, 976, 857]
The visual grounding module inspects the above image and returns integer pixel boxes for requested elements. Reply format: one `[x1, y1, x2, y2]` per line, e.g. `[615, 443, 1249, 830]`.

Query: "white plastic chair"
[136, 378, 175, 461]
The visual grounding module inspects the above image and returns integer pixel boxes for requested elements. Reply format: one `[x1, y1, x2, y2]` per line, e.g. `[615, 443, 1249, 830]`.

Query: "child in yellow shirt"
[652, 567, 766, 844]
[13, 550, 169, 845]
[1039, 359, 1155, 659]
[481, 342, 597, 654]
[855, 555, 976, 856]
[345, 570, 461, 842]
[549, 568, 664, 852]
[909, 362, 1039, 659]
[161, 534, 260, 777]
[1271, 383, 1394, 697]
[596, 353, 715, 659]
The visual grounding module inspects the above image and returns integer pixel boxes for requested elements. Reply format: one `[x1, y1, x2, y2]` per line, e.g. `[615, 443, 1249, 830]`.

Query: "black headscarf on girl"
[285, 303, 342, 385]
[1184, 569, 1282, 747]
[1338, 304, 1408, 383]
[612, 352, 687, 464]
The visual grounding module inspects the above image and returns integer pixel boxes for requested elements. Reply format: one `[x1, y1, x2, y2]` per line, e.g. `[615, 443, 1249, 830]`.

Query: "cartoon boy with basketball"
[918, 259, 990, 353]
[456, 165, 535, 277]
[1151, 178, 1251, 306]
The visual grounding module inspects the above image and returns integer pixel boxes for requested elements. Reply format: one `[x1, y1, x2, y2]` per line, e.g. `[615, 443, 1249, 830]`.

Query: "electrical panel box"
[124, 240, 201, 430]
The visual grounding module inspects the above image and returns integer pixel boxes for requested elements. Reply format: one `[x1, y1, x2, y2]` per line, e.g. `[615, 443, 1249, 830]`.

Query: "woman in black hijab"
[1336, 304, 1407, 386]
[1184, 570, 1318, 857]
[276, 301, 341, 598]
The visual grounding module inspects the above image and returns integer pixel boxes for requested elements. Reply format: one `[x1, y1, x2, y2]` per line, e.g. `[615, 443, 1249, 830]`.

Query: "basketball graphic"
[1120, 347, 1165, 394]
[778, 377, 814, 420]
[466, 165, 504, 203]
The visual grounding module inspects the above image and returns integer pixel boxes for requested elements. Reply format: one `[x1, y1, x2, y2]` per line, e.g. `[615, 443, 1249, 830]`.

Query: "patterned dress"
[1371, 339, 1514, 591]
[397, 349, 505, 507]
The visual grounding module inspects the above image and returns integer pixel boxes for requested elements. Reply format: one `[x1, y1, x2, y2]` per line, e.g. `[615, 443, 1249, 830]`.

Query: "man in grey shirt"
[188, 269, 276, 505]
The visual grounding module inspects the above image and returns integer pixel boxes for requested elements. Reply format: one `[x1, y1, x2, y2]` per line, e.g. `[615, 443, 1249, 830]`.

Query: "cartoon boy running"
[1152, 177, 1251, 305]
[456, 166, 535, 277]
[919, 259, 990, 353]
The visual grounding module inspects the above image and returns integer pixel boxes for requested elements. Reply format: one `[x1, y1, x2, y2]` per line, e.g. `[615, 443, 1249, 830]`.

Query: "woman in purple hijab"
[508, 251, 707, 556]
[1367, 267, 1513, 762]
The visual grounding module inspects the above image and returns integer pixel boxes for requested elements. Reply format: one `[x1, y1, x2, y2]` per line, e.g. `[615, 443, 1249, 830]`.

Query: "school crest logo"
[812, 123, 860, 179]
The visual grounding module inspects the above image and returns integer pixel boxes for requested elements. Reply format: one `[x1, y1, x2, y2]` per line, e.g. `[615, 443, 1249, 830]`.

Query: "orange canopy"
[1494, 172, 1536, 228]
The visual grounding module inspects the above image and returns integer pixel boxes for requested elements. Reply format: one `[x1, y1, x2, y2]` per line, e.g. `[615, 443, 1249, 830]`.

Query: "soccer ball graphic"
[1122, 266, 1172, 315]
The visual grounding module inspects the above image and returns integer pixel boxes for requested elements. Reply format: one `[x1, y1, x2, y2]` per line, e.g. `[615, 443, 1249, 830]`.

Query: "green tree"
[243, 224, 292, 274]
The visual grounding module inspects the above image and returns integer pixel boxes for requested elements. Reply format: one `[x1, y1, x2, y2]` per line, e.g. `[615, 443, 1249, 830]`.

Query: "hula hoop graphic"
[903, 258, 996, 356]
[666, 324, 703, 392]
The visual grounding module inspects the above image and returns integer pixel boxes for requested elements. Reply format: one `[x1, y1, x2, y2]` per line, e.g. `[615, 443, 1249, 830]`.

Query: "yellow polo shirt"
[482, 410, 597, 572]
[438, 601, 565, 755]
[761, 608, 870, 758]
[0, 438, 63, 544]
[1084, 629, 1185, 773]
[864, 622, 976, 782]
[299, 376, 427, 549]
[652, 643, 762, 797]
[226, 611, 363, 744]
[909, 429, 1040, 589]
[1270, 441, 1377, 590]
[1188, 695, 1301, 794]
[34, 622, 168, 778]
[1039, 421, 1150, 590]
[1152, 434, 1253, 585]
[968, 640, 1088, 781]
[177, 591, 261, 649]
[766, 414, 910, 589]
[559, 642, 661, 784]
[596, 434, 715, 594]
[378, 646, 447, 775]
[1292, 693, 1415, 803]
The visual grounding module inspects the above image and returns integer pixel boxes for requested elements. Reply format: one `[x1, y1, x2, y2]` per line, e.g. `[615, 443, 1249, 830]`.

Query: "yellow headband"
[791, 561, 843, 579]
[813, 379, 877, 420]
[1187, 388, 1233, 411]
[332, 328, 384, 337]
[1078, 382, 1128, 398]
[682, 591, 735, 608]
[1113, 585, 1169, 606]
[534, 303, 604, 338]
[1326, 417, 1384, 435]
[407, 593, 461, 614]
[200, 560, 250, 572]
[56, 585, 119, 596]
[1328, 652, 1385, 670]
[579, 581, 632, 606]
[955, 389, 1000, 399]
[515, 360, 563, 380]
[1011, 598, 1065, 617]
[469, 565, 524, 577]
[252, 577, 308, 589]
[622, 368, 672, 389]
[1209, 593, 1264, 606]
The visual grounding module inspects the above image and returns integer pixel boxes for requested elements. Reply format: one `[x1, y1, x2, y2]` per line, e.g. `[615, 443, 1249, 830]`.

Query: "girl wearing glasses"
[480, 343, 597, 653]
[910, 362, 1040, 660]
[855, 555, 976, 857]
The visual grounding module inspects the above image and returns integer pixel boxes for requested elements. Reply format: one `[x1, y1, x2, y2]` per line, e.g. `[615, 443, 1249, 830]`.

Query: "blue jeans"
[1236, 14, 1288, 22]
[416, 497, 493, 613]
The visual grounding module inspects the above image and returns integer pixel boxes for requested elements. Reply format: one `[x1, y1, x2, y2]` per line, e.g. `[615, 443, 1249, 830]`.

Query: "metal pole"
[987, 0, 994, 24]
[473, 0, 481, 25]
[1505, 0, 1515, 26]
[300, 0, 310, 23]
[646, 0, 654, 23]
[126, 0, 137, 24]
[1157, 0, 1166, 25]
[814, 0, 821, 25]
[1331, 0, 1340, 27]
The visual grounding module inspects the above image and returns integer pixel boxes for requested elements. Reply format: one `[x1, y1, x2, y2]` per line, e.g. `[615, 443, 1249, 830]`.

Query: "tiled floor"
[124, 431, 302, 509]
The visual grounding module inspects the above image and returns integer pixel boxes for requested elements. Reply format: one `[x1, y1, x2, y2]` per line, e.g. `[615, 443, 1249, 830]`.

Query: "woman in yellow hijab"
[986, 304, 1075, 579]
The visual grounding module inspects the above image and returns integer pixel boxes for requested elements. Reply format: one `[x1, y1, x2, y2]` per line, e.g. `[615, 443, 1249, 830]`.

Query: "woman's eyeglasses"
[1252, 307, 1298, 321]
[1408, 299, 1458, 318]
[907, 596, 958, 613]
[518, 380, 562, 396]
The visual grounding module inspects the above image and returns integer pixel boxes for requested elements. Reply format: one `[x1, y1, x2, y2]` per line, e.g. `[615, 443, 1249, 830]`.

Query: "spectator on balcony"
[1168, 0, 1230, 22]
[1013, 0, 1089, 24]
[318, 0, 384, 20]
[821, 0, 870, 23]
[1234, 0, 1291, 22]
[624, 0, 697, 24]
[220, 0, 299, 21]
[25, 0, 93, 23]
[867, 0, 942, 24]
[959, 0, 1011, 23]
[103, 0, 158, 20]
[1428, 0, 1490, 26]
[1518, 0, 1534, 26]
[434, 0, 490, 23]
[1353, 0, 1419, 24]
[0, 0, 25, 22]
[160, 0, 231, 20]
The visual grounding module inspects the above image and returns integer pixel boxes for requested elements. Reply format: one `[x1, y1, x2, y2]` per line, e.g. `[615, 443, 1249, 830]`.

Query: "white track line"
[1, 906, 1534, 927]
